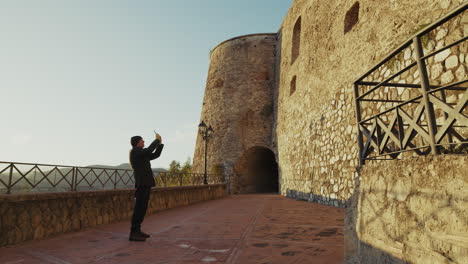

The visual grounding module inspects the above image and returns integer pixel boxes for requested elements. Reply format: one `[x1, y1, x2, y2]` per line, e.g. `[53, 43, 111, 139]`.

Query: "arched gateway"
[233, 146, 279, 194]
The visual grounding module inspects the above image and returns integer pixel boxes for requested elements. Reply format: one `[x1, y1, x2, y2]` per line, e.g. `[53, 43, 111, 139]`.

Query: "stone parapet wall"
[0, 185, 226, 247]
[345, 155, 468, 264]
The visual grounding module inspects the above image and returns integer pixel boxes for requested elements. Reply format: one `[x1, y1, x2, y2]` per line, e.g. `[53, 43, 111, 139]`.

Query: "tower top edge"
[210, 33, 277, 56]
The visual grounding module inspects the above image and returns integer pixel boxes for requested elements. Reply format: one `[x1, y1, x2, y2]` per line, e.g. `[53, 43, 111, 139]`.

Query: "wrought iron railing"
[354, 4, 467, 165]
[0, 161, 224, 194]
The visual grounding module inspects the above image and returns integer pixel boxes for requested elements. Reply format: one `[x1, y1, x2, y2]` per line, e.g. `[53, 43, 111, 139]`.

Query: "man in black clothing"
[129, 133, 164, 241]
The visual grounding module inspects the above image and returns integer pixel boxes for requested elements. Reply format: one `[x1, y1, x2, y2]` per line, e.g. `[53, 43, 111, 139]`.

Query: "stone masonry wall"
[0, 185, 226, 247]
[345, 155, 468, 264]
[193, 34, 277, 193]
[275, 0, 466, 206]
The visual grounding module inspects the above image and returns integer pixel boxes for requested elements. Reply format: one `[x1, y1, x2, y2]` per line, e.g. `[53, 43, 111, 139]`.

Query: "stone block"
[445, 55, 459, 69]
[434, 49, 451, 62]
[441, 70, 455, 84]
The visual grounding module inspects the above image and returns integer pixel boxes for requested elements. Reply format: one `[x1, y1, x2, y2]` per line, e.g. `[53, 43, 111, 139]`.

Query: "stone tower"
[192, 33, 279, 194]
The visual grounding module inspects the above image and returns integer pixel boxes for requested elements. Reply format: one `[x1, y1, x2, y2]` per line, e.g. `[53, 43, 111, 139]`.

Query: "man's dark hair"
[131, 136, 143, 147]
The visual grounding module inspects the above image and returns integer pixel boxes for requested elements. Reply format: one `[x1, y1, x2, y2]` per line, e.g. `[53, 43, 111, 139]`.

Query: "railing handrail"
[0, 161, 220, 177]
[354, 3, 467, 83]
[0, 161, 225, 194]
[0, 161, 134, 171]
[353, 4, 468, 165]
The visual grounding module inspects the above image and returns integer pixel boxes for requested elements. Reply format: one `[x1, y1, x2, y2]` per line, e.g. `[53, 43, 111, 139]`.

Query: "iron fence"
[354, 4, 467, 165]
[0, 161, 224, 194]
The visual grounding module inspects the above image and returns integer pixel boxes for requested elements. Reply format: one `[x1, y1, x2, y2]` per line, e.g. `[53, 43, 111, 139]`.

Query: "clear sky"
[0, 0, 292, 169]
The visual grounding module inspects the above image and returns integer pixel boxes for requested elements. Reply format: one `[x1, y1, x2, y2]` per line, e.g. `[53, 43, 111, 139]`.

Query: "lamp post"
[198, 121, 214, 185]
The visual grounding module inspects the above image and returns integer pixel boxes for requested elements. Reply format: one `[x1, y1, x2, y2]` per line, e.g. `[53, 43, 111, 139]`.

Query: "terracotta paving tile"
[0, 194, 344, 264]
[236, 239, 343, 264]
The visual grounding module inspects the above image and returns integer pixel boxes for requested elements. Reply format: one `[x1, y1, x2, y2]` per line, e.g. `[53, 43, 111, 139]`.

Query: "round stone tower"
[193, 33, 278, 194]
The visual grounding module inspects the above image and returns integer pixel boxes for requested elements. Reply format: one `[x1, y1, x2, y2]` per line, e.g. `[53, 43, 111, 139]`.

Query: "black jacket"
[129, 139, 164, 187]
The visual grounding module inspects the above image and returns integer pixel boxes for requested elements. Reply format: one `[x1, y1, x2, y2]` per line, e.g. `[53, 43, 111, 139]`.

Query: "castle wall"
[345, 155, 468, 264]
[192, 34, 277, 193]
[275, 0, 466, 206]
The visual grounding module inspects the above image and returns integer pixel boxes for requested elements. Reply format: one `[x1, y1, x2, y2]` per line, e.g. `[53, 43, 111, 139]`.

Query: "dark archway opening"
[234, 147, 279, 194]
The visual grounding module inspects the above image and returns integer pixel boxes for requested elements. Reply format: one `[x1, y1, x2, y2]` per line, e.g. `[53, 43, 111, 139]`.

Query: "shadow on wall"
[347, 187, 468, 263]
[354, 157, 467, 263]
[287, 158, 468, 264]
[284, 189, 410, 263]
[344, 177, 408, 264]
[285, 189, 407, 263]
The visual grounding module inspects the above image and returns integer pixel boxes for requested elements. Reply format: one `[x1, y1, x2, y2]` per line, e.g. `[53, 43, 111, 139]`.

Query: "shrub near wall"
[0, 185, 226, 247]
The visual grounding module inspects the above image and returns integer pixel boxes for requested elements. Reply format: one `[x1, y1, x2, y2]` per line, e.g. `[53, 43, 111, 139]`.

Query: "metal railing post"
[7, 163, 13, 194]
[113, 169, 117, 189]
[353, 83, 365, 166]
[413, 36, 439, 155]
[71, 167, 76, 191]
[70, 167, 74, 191]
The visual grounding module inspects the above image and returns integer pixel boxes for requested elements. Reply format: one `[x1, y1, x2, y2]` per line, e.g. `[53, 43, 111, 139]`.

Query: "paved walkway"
[0, 195, 345, 264]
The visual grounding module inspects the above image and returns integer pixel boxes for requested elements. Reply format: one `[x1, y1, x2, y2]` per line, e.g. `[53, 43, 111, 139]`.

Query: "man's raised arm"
[150, 144, 164, 160]
[141, 139, 160, 156]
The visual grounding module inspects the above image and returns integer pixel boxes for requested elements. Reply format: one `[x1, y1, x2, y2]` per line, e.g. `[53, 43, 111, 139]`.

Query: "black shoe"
[129, 232, 146, 241]
[139, 231, 150, 238]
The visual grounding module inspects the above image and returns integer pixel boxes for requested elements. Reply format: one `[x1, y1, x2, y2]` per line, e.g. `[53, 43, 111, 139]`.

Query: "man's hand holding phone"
[154, 130, 162, 143]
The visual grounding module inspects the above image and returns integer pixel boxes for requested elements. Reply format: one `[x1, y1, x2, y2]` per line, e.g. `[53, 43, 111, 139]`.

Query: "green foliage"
[412, 23, 432, 48]
[386, 52, 404, 72]
[180, 157, 192, 174]
[168, 160, 181, 174]
[385, 23, 433, 72]
[211, 163, 223, 175]
[162, 158, 194, 187]
[211, 163, 225, 183]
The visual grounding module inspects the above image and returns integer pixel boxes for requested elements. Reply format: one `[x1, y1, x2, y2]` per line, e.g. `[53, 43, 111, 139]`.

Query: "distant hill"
[85, 163, 168, 172]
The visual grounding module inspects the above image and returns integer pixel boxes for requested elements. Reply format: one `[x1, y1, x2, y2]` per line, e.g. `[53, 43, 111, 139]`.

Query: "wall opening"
[290, 75, 297, 95]
[233, 147, 279, 194]
[344, 2, 360, 34]
[291, 16, 301, 64]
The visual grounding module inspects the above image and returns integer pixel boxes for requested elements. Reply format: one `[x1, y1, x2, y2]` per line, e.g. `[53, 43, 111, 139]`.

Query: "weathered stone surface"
[346, 155, 468, 264]
[192, 34, 277, 194]
[434, 48, 451, 62]
[445, 55, 459, 69]
[436, 28, 448, 40]
[441, 70, 455, 84]
[0, 185, 226, 247]
[430, 63, 443, 79]
[455, 64, 466, 80]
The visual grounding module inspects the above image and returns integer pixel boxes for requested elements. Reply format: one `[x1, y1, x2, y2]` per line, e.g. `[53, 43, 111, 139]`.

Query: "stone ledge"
[0, 184, 226, 247]
[210, 33, 277, 55]
[0, 184, 225, 202]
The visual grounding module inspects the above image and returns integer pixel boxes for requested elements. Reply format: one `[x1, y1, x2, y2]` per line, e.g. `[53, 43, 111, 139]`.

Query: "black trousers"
[130, 186, 151, 233]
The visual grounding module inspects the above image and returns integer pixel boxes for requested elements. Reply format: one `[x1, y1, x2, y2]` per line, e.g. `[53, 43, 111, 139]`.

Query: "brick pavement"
[0, 194, 344, 264]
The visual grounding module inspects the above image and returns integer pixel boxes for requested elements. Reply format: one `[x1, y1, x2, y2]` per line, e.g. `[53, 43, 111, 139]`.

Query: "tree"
[211, 163, 225, 183]
[180, 157, 192, 174]
[168, 160, 181, 174]
[167, 158, 194, 186]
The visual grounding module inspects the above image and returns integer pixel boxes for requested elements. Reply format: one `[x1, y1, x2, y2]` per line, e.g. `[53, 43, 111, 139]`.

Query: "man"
[129, 133, 164, 241]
